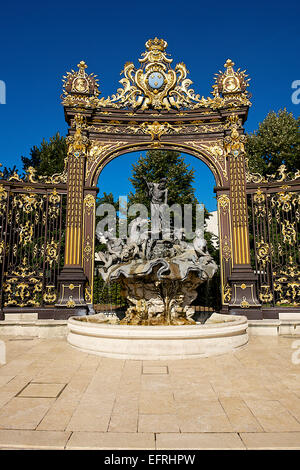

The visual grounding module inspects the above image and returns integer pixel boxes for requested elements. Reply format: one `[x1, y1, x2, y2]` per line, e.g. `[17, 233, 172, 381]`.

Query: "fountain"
[67, 179, 248, 359]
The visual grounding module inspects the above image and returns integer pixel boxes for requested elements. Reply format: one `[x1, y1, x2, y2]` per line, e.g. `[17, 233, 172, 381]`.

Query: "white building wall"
[206, 211, 219, 248]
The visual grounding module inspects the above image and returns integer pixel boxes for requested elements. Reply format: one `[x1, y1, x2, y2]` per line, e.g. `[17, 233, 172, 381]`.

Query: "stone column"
[224, 114, 261, 318]
[56, 115, 89, 309]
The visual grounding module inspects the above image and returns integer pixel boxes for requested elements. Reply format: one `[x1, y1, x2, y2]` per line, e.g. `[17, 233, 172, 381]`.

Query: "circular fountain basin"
[67, 313, 248, 360]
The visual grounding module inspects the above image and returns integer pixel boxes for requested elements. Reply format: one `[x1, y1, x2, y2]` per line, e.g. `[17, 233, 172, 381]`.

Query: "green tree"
[128, 150, 198, 207]
[21, 132, 67, 177]
[246, 109, 300, 176]
[128, 150, 215, 244]
[0, 164, 22, 179]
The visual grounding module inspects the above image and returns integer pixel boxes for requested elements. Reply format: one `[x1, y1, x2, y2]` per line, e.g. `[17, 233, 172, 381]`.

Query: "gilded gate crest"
[62, 38, 251, 111]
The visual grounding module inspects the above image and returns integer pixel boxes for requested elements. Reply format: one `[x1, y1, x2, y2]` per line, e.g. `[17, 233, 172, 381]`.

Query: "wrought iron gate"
[247, 177, 300, 309]
[0, 175, 67, 316]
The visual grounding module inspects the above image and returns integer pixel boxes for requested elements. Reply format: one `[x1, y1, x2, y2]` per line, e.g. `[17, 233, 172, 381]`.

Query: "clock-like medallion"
[222, 75, 239, 93]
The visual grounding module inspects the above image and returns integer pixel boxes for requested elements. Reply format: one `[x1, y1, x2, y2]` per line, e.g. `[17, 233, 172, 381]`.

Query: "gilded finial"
[224, 59, 235, 69]
[145, 37, 168, 52]
[77, 60, 88, 71]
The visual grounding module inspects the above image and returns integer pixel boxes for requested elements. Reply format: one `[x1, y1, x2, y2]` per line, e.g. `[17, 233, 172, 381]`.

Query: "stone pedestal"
[228, 266, 262, 319]
[119, 269, 203, 325]
[56, 267, 87, 311]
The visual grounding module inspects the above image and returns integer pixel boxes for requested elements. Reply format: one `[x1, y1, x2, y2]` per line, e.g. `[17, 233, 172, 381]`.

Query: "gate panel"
[248, 185, 300, 307]
[0, 184, 66, 311]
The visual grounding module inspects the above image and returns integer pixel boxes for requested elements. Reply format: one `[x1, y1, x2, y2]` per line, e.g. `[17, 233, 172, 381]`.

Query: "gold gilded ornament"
[19, 221, 34, 246]
[62, 39, 251, 111]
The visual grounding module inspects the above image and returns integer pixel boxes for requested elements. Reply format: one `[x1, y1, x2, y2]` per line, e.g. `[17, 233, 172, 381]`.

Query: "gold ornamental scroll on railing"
[0, 167, 67, 312]
[247, 167, 300, 308]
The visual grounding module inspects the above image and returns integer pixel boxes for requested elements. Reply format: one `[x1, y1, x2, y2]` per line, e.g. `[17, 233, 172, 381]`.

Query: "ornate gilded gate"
[246, 168, 300, 315]
[0, 38, 299, 320]
[0, 169, 69, 319]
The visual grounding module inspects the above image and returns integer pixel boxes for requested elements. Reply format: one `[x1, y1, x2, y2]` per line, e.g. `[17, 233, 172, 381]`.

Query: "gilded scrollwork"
[256, 238, 272, 266]
[246, 162, 300, 184]
[253, 189, 266, 217]
[281, 220, 297, 245]
[12, 192, 43, 214]
[217, 194, 230, 214]
[3, 257, 43, 307]
[223, 283, 232, 303]
[0, 240, 4, 261]
[48, 188, 61, 218]
[273, 257, 300, 306]
[62, 38, 251, 112]
[66, 296, 76, 308]
[271, 188, 299, 214]
[240, 296, 250, 308]
[0, 184, 7, 216]
[87, 123, 224, 136]
[136, 121, 182, 141]
[85, 286, 93, 304]
[19, 221, 34, 246]
[46, 239, 59, 266]
[221, 235, 232, 261]
[84, 194, 96, 216]
[43, 285, 57, 304]
[185, 140, 228, 181]
[8, 172, 23, 182]
[83, 235, 93, 263]
[224, 114, 246, 157]
[67, 114, 89, 157]
[259, 285, 273, 304]
[252, 181, 299, 307]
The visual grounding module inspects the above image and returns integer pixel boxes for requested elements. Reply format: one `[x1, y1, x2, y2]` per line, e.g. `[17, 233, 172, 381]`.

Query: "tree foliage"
[128, 150, 198, 208]
[245, 109, 300, 176]
[21, 132, 67, 177]
[0, 164, 22, 179]
[128, 150, 215, 242]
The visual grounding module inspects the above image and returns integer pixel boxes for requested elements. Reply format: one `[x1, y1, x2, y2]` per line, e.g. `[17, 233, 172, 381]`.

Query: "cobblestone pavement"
[0, 334, 300, 449]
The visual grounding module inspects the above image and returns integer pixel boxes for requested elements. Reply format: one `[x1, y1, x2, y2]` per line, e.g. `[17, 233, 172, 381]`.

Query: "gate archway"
[1, 39, 299, 321]
[93, 147, 221, 315]
[57, 38, 262, 318]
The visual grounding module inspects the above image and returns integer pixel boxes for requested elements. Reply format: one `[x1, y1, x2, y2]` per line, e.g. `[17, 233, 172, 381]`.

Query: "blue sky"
[0, 0, 299, 211]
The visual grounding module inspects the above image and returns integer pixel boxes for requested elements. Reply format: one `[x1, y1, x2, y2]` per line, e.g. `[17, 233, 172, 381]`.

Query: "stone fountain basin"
[67, 313, 248, 360]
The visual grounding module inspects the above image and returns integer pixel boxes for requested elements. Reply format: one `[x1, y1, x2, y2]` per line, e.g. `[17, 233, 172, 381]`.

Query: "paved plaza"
[0, 334, 300, 450]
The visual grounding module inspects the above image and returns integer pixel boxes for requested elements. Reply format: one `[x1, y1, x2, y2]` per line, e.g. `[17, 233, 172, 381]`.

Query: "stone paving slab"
[0, 430, 71, 449]
[0, 335, 300, 449]
[66, 432, 156, 450]
[18, 383, 66, 398]
[156, 432, 246, 449]
[240, 432, 300, 450]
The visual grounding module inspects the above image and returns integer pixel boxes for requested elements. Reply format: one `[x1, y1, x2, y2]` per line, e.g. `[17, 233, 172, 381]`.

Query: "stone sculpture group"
[96, 179, 217, 325]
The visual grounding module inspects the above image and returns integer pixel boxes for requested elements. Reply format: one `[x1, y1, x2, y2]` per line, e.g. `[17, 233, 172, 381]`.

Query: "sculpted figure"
[193, 228, 207, 257]
[128, 216, 149, 259]
[144, 178, 168, 236]
[144, 177, 168, 204]
[96, 227, 124, 270]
